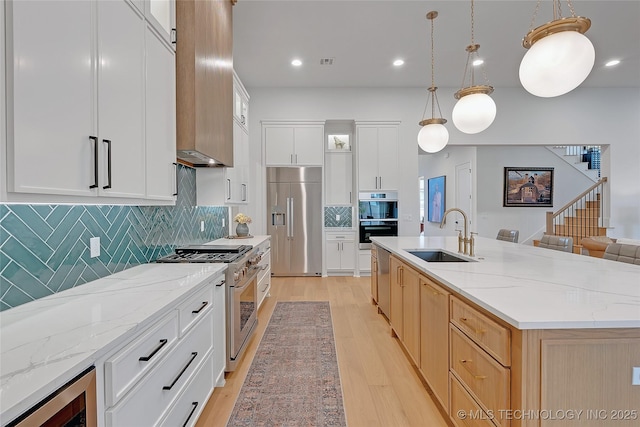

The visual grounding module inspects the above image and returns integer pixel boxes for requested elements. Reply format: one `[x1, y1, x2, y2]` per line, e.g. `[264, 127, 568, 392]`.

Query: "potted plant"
[234, 213, 252, 237]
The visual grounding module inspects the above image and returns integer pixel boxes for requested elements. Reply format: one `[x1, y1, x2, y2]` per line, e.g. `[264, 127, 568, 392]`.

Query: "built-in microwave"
[358, 191, 398, 220]
[358, 192, 398, 249]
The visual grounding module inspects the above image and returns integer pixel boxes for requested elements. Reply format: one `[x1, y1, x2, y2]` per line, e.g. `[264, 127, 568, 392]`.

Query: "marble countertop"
[0, 263, 226, 425]
[371, 236, 640, 330]
[208, 234, 270, 248]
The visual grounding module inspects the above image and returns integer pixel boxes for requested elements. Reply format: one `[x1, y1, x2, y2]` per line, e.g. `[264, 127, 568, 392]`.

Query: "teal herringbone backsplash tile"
[324, 206, 353, 228]
[0, 165, 228, 311]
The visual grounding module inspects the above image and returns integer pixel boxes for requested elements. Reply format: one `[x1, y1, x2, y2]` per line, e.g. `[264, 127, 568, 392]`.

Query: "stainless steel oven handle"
[234, 266, 261, 292]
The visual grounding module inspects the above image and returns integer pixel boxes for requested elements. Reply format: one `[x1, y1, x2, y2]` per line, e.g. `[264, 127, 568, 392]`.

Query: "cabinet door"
[420, 276, 450, 411]
[325, 152, 352, 205]
[357, 127, 380, 190]
[146, 0, 175, 48]
[377, 126, 399, 190]
[145, 25, 176, 201]
[293, 126, 323, 165]
[402, 264, 421, 365]
[325, 240, 342, 271]
[341, 241, 356, 270]
[98, 0, 145, 198]
[265, 127, 294, 165]
[389, 257, 403, 339]
[226, 121, 249, 203]
[8, 0, 96, 197]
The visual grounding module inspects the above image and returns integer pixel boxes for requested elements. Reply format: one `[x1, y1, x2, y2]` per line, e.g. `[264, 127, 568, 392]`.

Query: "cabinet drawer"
[450, 374, 497, 427]
[451, 296, 511, 366]
[450, 325, 510, 427]
[106, 312, 214, 427]
[105, 311, 178, 407]
[326, 233, 354, 241]
[178, 283, 214, 336]
[160, 352, 214, 427]
[258, 249, 270, 283]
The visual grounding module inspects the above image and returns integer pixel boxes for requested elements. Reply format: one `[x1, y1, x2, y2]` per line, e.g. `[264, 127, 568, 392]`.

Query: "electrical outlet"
[200, 220, 205, 232]
[633, 367, 640, 385]
[90, 237, 100, 258]
[222, 218, 225, 227]
[336, 214, 341, 221]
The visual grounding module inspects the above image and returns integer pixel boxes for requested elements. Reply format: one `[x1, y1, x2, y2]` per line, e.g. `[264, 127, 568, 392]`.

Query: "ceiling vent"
[320, 58, 334, 65]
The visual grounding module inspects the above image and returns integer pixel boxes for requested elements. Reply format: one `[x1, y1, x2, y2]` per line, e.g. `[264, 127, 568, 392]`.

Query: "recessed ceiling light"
[605, 59, 620, 67]
[393, 59, 405, 67]
[473, 59, 484, 66]
[291, 59, 302, 67]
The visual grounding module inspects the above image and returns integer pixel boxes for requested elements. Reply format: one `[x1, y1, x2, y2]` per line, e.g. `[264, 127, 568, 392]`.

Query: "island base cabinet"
[450, 373, 497, 427]
[513, 330, 640, 427]
[419, 276, 450, 412]
[159, 352, 214, 427]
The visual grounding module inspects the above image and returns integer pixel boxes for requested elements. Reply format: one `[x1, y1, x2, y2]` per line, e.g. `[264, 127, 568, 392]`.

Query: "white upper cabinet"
[146, 0, 176, 48]
[97, 0, 146, 199]
[145, 24, 177, 201]
[4, 0, 176, 204]
[357, 123, 399, 191]
[233, 73, 249, 131]
[325, 152, 352, 205]
[264, 123, 324, 166]
[8, 0, 96, 197]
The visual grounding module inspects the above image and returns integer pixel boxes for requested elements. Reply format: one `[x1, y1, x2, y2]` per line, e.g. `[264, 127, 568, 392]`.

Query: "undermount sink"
[406, 250, 472, 263]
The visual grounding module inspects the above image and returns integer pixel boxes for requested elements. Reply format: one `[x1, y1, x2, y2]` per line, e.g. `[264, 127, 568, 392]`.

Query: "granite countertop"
[0, 263, 226, 425]
[371, 236, 640, 330]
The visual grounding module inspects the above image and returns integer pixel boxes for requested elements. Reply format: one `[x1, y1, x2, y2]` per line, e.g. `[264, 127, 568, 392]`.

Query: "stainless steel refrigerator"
[267, 167, 322, 276]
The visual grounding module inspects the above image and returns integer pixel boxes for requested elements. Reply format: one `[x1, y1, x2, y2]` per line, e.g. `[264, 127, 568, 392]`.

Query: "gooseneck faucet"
[439, 208, 475, 256]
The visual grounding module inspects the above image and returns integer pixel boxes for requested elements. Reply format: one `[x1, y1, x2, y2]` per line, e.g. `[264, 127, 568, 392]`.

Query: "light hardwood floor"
[196, 276, 450, 427]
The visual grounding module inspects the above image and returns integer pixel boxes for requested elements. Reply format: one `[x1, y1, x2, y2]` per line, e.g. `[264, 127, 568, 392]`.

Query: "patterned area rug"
[226, 301, 347, 426]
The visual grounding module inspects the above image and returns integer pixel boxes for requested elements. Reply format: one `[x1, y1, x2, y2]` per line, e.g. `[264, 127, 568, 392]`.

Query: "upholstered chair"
[603, 243, 640, 265]
[496, 229, 519, 243]
[580, 236, 615, 258]
[538, 235, 573, 253]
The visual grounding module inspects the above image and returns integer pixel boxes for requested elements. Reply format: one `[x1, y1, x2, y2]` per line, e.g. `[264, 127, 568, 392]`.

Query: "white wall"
[419, 146, 477, 237]
[246, 86, 640, 239]
[475, 146, 595, 243]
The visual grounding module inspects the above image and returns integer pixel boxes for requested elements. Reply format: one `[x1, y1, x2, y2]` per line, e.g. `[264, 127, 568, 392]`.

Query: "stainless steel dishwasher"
[376, 246, 391, 318]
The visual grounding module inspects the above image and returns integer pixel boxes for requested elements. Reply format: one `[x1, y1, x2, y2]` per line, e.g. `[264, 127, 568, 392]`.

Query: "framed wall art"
[503, 167, 554, 207]
[427, 175, 446, 222]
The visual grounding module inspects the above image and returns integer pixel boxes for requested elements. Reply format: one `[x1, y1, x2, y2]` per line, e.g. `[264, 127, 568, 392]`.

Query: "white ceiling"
[232, 0, 640, 90]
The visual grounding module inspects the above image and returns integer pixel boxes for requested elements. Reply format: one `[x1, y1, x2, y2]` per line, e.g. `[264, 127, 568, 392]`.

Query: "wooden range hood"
[176, 0, 234, 167]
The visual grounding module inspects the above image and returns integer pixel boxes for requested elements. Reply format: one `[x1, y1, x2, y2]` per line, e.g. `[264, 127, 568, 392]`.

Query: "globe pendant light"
[452, 0, 496, 135]
[418, 11, 449, 154]
[519, 0, 594, 97]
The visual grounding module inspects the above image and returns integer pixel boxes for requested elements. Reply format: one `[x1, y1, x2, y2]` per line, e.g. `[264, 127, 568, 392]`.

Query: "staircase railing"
[546, 177, 608, 242]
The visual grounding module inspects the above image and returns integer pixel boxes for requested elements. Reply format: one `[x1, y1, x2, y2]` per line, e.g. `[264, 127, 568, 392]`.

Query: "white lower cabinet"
[257, 242, 271, 308]
[326, 232, 355, 273]
[103, 273, 224, 426]
[105, 310, 213, 426]
[358, 249, 371, 274]
[160, 352, 214, 427]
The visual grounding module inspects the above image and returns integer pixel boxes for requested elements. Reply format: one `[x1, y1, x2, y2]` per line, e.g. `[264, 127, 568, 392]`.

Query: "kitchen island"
[371, 236, 640, 427]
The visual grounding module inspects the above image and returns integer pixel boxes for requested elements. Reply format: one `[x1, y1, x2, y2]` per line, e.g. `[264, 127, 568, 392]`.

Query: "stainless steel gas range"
[157, 244, 262, 372]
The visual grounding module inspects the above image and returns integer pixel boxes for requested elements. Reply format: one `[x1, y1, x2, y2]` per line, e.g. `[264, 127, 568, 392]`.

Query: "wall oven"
[358, 192, 399, 249]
